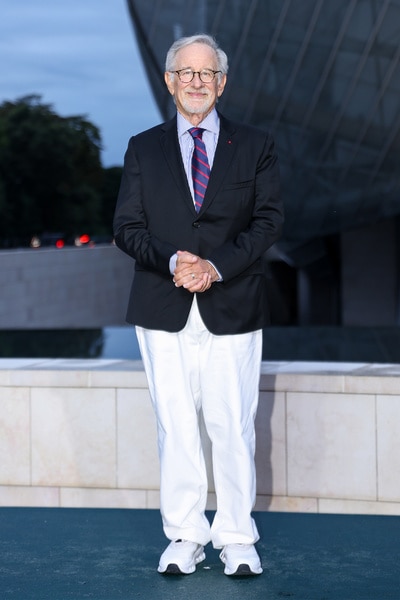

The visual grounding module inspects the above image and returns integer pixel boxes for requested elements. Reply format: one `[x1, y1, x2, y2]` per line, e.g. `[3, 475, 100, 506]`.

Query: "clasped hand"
[173, 250, 217, 293]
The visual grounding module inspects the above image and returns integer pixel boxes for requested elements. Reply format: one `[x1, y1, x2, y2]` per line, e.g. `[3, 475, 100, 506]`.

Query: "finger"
[176, 251, 198, 265]
[184, 273, 211, 292]
[183, 272, 199, 289]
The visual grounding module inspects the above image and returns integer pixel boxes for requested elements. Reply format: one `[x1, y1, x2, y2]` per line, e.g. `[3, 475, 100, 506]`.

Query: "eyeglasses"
[173, 68, 222, 83]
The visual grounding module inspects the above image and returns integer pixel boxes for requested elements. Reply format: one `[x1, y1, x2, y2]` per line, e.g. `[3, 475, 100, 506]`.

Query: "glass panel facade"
[127, 0, 400, 257]
[125, 1, 400, 359]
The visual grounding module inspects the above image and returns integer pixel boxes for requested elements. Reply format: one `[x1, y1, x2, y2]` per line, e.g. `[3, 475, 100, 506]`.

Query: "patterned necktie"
[188, 127, 210, 212]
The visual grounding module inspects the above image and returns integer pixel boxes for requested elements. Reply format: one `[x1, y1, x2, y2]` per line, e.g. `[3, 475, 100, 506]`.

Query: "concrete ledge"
[2, 359, 400, 515]
[0, 246, 133, 328]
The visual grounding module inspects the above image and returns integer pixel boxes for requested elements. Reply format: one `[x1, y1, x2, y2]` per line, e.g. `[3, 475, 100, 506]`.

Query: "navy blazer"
[113, 113, 283, 335]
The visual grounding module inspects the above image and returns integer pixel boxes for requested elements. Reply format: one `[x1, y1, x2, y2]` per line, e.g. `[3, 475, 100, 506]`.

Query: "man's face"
[164, 43, 227, 123]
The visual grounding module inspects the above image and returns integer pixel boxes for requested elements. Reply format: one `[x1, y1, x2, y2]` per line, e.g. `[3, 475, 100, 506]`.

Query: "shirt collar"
[177, 109, 220, 138]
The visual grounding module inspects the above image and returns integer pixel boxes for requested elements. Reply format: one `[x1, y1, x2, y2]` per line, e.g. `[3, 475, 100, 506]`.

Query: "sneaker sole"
[226, 563, 263, 577]
[160, 563, 189, 575]
[158, 551, 206, 575]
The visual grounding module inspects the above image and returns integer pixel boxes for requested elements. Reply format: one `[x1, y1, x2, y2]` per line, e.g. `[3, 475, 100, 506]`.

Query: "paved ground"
[1, 508, 399, 599]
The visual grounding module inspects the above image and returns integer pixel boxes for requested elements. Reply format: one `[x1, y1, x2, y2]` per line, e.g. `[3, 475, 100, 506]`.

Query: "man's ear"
[217, 74, 227, 98]
[164, 72, 175, 96]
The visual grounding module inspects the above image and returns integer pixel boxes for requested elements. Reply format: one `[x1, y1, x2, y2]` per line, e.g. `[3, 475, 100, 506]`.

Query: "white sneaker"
[158, 540, 206, 574]
[219, 544, 263, 576]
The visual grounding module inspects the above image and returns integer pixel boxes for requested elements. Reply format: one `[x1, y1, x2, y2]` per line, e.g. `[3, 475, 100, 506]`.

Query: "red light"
[79, 234, 90, 244]
[55, 239, 65, 248]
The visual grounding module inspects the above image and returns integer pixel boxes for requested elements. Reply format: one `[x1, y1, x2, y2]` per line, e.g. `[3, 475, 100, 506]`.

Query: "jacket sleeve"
[208, 132, 283, 281]
[113, 136, 177, 275]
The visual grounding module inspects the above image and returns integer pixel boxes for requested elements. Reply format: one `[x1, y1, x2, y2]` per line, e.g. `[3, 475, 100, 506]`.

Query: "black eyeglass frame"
[172, 69, 222, 83]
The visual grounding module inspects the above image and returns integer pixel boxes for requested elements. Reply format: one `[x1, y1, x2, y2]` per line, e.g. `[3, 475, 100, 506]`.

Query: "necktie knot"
[188, 127, 205, 140]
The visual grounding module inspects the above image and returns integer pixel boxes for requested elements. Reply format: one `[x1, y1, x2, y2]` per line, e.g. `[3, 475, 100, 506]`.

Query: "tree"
[0, 95, 108, 246]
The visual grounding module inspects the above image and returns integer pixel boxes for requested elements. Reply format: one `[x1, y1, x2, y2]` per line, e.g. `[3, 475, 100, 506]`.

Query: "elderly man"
[113, 33, 283, 576]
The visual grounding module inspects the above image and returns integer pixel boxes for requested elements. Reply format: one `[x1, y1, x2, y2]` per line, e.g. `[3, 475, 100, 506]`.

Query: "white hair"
[165, 34, 229, 81]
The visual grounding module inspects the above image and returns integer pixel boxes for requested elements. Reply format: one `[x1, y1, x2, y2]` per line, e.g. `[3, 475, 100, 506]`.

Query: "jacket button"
[192, 221, 200, 228]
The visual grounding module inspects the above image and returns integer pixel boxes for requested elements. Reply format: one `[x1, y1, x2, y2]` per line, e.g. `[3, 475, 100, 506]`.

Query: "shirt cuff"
[169, 253, 178, 275]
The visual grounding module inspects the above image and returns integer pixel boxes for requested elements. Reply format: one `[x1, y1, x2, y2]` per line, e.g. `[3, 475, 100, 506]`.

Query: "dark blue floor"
[1, 508, 399, 599]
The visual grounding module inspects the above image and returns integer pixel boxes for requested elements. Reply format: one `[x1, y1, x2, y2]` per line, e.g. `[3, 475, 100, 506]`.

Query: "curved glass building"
[126, 0, 400, 360]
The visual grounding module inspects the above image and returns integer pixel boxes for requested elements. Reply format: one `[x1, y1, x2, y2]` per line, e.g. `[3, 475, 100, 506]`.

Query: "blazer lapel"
[159, 117, 195, 213]
[159, 114, 238, 215]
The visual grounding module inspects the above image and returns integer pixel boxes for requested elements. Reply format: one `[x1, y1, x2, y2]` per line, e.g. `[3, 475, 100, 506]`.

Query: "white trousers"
[135, 297, 262, 549]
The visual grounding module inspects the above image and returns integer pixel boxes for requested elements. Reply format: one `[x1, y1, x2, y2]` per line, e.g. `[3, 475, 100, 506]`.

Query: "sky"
[0, 0, 161, 167]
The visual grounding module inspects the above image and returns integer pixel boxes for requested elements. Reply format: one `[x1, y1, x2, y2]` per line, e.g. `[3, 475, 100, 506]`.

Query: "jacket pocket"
[221, 180, 254, 191]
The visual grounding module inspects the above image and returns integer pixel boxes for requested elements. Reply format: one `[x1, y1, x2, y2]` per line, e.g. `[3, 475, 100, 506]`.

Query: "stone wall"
[1, 358, 400, 515]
